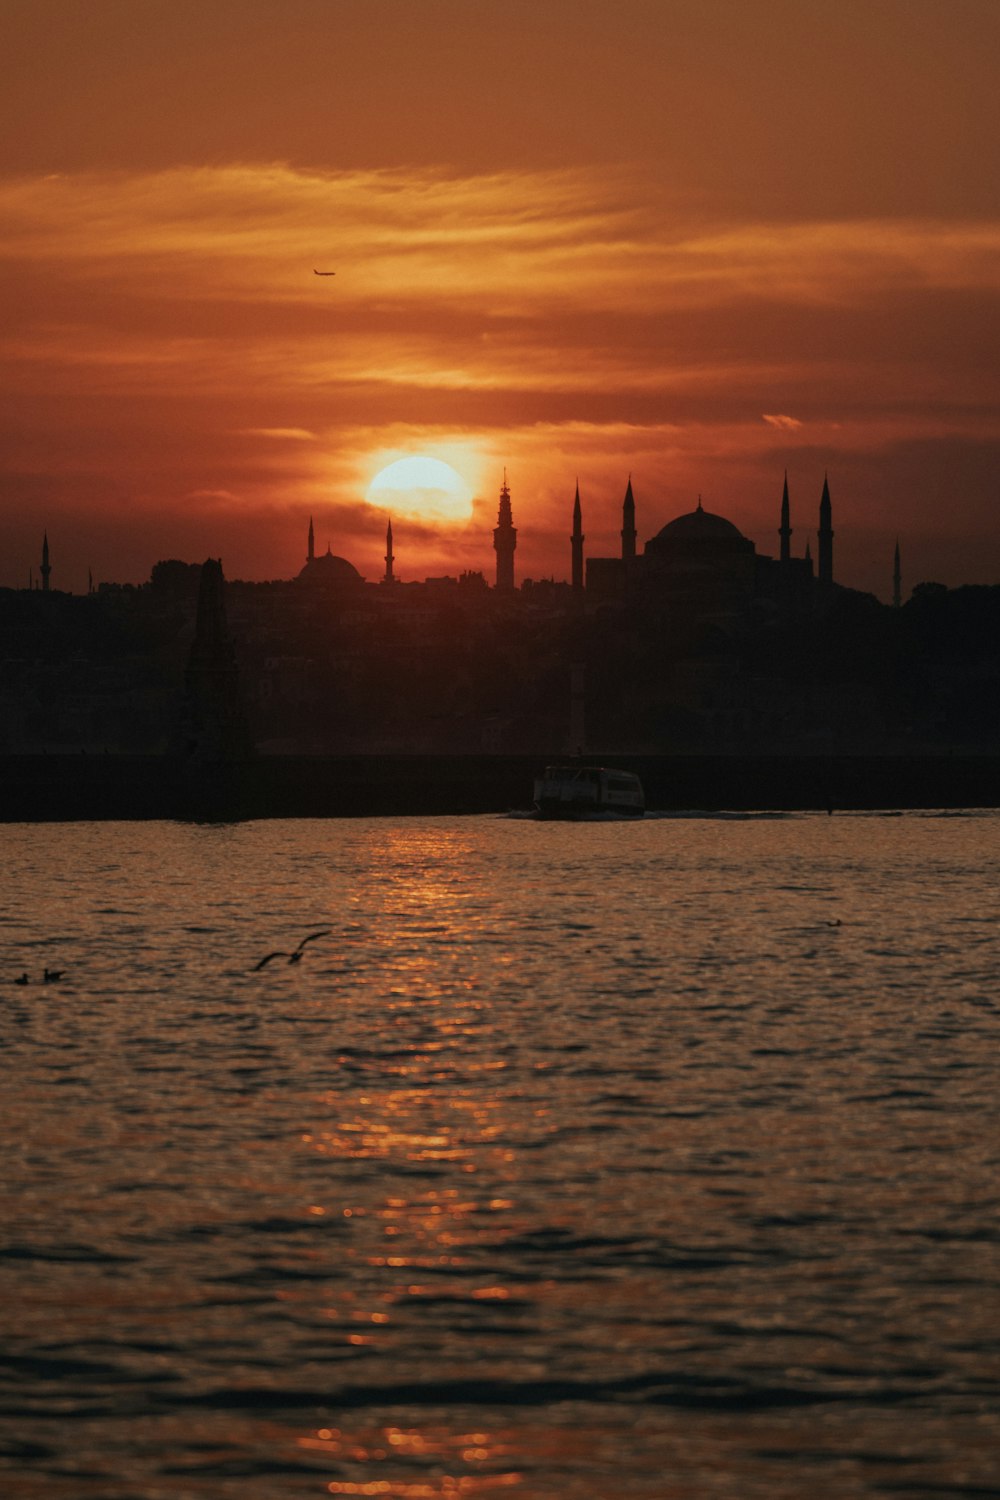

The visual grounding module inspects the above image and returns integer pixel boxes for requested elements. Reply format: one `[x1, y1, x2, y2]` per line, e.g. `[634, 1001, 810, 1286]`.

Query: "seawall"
[1, 753, 998, 821]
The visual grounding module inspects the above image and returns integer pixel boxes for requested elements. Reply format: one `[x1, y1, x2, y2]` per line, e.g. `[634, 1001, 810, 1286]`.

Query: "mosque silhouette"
[288, 469, 870, 608]
[12, 465, 998, 785]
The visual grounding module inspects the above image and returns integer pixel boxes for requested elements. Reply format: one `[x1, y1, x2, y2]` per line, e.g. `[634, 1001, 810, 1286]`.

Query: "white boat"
[532, 765, 645, 819]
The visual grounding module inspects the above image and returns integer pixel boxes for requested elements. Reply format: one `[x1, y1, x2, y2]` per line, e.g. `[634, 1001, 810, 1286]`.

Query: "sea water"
[1, 812, 998, 1499]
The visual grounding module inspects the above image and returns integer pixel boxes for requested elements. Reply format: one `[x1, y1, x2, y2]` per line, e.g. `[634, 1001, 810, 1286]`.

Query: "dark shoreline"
[2, 753, 998, 821]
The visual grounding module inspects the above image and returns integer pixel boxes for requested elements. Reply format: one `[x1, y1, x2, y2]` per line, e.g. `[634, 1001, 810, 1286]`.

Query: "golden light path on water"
[1, 815, 999, 1498]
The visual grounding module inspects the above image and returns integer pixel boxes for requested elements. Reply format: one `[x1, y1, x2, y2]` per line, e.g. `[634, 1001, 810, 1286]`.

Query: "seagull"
[313, 269, 336, 276]
[250, 930, 331, 971]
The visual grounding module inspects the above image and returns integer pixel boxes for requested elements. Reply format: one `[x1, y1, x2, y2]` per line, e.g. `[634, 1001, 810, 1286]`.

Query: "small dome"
[297, 549, 363, 587]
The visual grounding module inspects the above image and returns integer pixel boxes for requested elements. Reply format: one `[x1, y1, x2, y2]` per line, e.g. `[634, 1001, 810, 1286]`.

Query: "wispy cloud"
[2, 163, 1000, 591]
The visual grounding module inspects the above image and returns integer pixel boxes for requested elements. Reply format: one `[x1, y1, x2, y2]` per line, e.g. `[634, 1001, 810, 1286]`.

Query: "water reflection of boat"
[532, 765, 645, 820]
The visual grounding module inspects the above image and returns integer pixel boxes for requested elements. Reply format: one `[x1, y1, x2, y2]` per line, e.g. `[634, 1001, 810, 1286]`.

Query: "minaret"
[307, 515, 315, 564]
[804, 539, 813, 573]
[621, 476, 636, 562]
[818, 474, 834, 584]
[779, 471, 792, 563]
[493, 469, 516, 591]
[571, 481, 584, 593]
[383, 518, 395, 584]
[40, 531, 51, 592]
[893, 539, 901, 608]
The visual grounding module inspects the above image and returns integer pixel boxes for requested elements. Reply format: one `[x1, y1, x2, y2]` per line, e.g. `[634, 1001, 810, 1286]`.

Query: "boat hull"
[532, 765, 645, 820]
[533, 800, 645, 820]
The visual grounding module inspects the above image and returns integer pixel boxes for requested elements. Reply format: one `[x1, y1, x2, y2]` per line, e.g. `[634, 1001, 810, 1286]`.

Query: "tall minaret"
[571, 481, 584, 593]
[493, 470, 516, 591]
[307, 515, 315, 564]
[893, 539, 901, 608]
[621, 476, 636, 562]
[779, 471, 792, 563]
[818, 474, 834, 584]
[40, 531, 51, 593]
[383, 518, 395, 584]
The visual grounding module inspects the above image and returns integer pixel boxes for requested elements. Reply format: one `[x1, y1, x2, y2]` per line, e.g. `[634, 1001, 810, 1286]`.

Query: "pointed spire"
[307, 515, 315, 564]
[383, 517, 395, 584]
[571, 481, 584, 593]
[818, 473, 834, 584]
[696, 494, 703, 512]
[40, 529, 51, 592]
[621, 475, 637, 563]
[779, 470, 792, 563]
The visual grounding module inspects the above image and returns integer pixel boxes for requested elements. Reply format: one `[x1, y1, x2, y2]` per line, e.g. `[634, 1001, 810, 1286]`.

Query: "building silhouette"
[493, 471, 516, 591]
[14, 465, 997, 762]
[181, 558, 251, 760]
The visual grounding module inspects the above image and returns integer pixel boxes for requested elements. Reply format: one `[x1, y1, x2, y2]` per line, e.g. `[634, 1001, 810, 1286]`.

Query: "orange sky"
[2, 0, 999, 598]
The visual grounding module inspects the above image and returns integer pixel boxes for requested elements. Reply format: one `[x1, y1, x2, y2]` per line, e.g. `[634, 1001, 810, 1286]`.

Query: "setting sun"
[366, 457, 473, 524]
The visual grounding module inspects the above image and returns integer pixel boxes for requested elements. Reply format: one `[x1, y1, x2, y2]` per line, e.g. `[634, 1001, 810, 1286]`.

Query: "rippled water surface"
[2, 812, 999, 1499]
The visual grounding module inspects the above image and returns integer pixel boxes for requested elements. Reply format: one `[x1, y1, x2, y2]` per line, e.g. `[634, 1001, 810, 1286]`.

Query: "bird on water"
[250, 931, 331, 971]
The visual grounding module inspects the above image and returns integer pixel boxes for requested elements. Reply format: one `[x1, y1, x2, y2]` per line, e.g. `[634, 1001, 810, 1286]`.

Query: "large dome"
[644, 500, 754, 560]
[297, 548, 364, 587]
[651, 504, 746, 544]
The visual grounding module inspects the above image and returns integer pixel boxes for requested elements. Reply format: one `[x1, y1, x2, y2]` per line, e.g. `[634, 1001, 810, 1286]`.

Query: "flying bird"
[250, 930, 331, 971]
[313, 269, 336, 276]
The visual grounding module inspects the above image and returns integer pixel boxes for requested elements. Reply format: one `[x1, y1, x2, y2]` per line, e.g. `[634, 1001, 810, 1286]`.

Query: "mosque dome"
[297, 548, 364, 587]
[645, 500, 754, 558]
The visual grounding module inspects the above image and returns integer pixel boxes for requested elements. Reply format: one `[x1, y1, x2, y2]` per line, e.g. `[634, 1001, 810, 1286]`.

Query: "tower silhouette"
[571, 482, 584, 592]
[621, 476, 636, 562]
[779, 472, 792, 563]
[383, 518, 395, 584]
[40, 531, 51, 593]
[182, 559, 251, 760]
[893, 539, 901, 608]
[818, 475, 834, 584]
[307, 515, 315, 564]
[493, 471, 517, 591]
